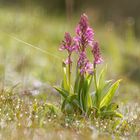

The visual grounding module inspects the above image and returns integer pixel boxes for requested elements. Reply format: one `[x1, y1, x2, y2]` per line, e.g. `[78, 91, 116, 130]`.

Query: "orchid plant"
[54, 14, 122, 118]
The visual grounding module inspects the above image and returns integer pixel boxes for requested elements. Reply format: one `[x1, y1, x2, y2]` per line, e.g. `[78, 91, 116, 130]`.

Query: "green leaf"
[54, 86, 68, 98]
[61, 99, 67, 111]
[77, 76, 84, 111]
[114, 111, 123, 118]
[100, 102, 119, 112]
[99, 79, 121, 108]
[87, 74, 93, 89]
[91, 91, 96, 106]
[74, 72, 80, 93]
[107, 103, 119, 111]
[98, 80, 112, 101]
[80, 75, 93, 112]
[61, 99, 73, 113]
[82, 78, 89, 112]
[61, 95, 79, 113]
[97, 67, 112, 103]
[67, 95, 78, 104]
[85, 75, 93, 110]
[97, 67, 107, 89]
[62, 62, 69, 91]
[100, 110, 123, 118]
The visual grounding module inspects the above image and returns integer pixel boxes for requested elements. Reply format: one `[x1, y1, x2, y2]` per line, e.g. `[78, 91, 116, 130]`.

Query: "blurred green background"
[0, 0, 140, 102]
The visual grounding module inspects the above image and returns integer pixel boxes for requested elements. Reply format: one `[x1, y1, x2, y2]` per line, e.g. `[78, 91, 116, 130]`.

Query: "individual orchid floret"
[85, 61, 93, 75]
[74, 14, 94, 50]
[64, 57, 72, 65]
[92, 42, 103, 67]
[80, 61, 93, 75]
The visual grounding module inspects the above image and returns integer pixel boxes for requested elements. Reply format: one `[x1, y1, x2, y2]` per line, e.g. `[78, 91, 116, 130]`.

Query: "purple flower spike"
[60, 32, 76, 53]
[78, 14, 89, 32]
[74, 14, 94, 50]
[60, 32, 77, 65]
[92, 42, 103, 67]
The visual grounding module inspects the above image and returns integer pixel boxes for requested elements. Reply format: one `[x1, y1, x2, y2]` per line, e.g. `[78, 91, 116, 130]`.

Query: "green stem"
[94, 67, 99, 108]
[68, 55, 71, 93]
[94, 69, 98, 91]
